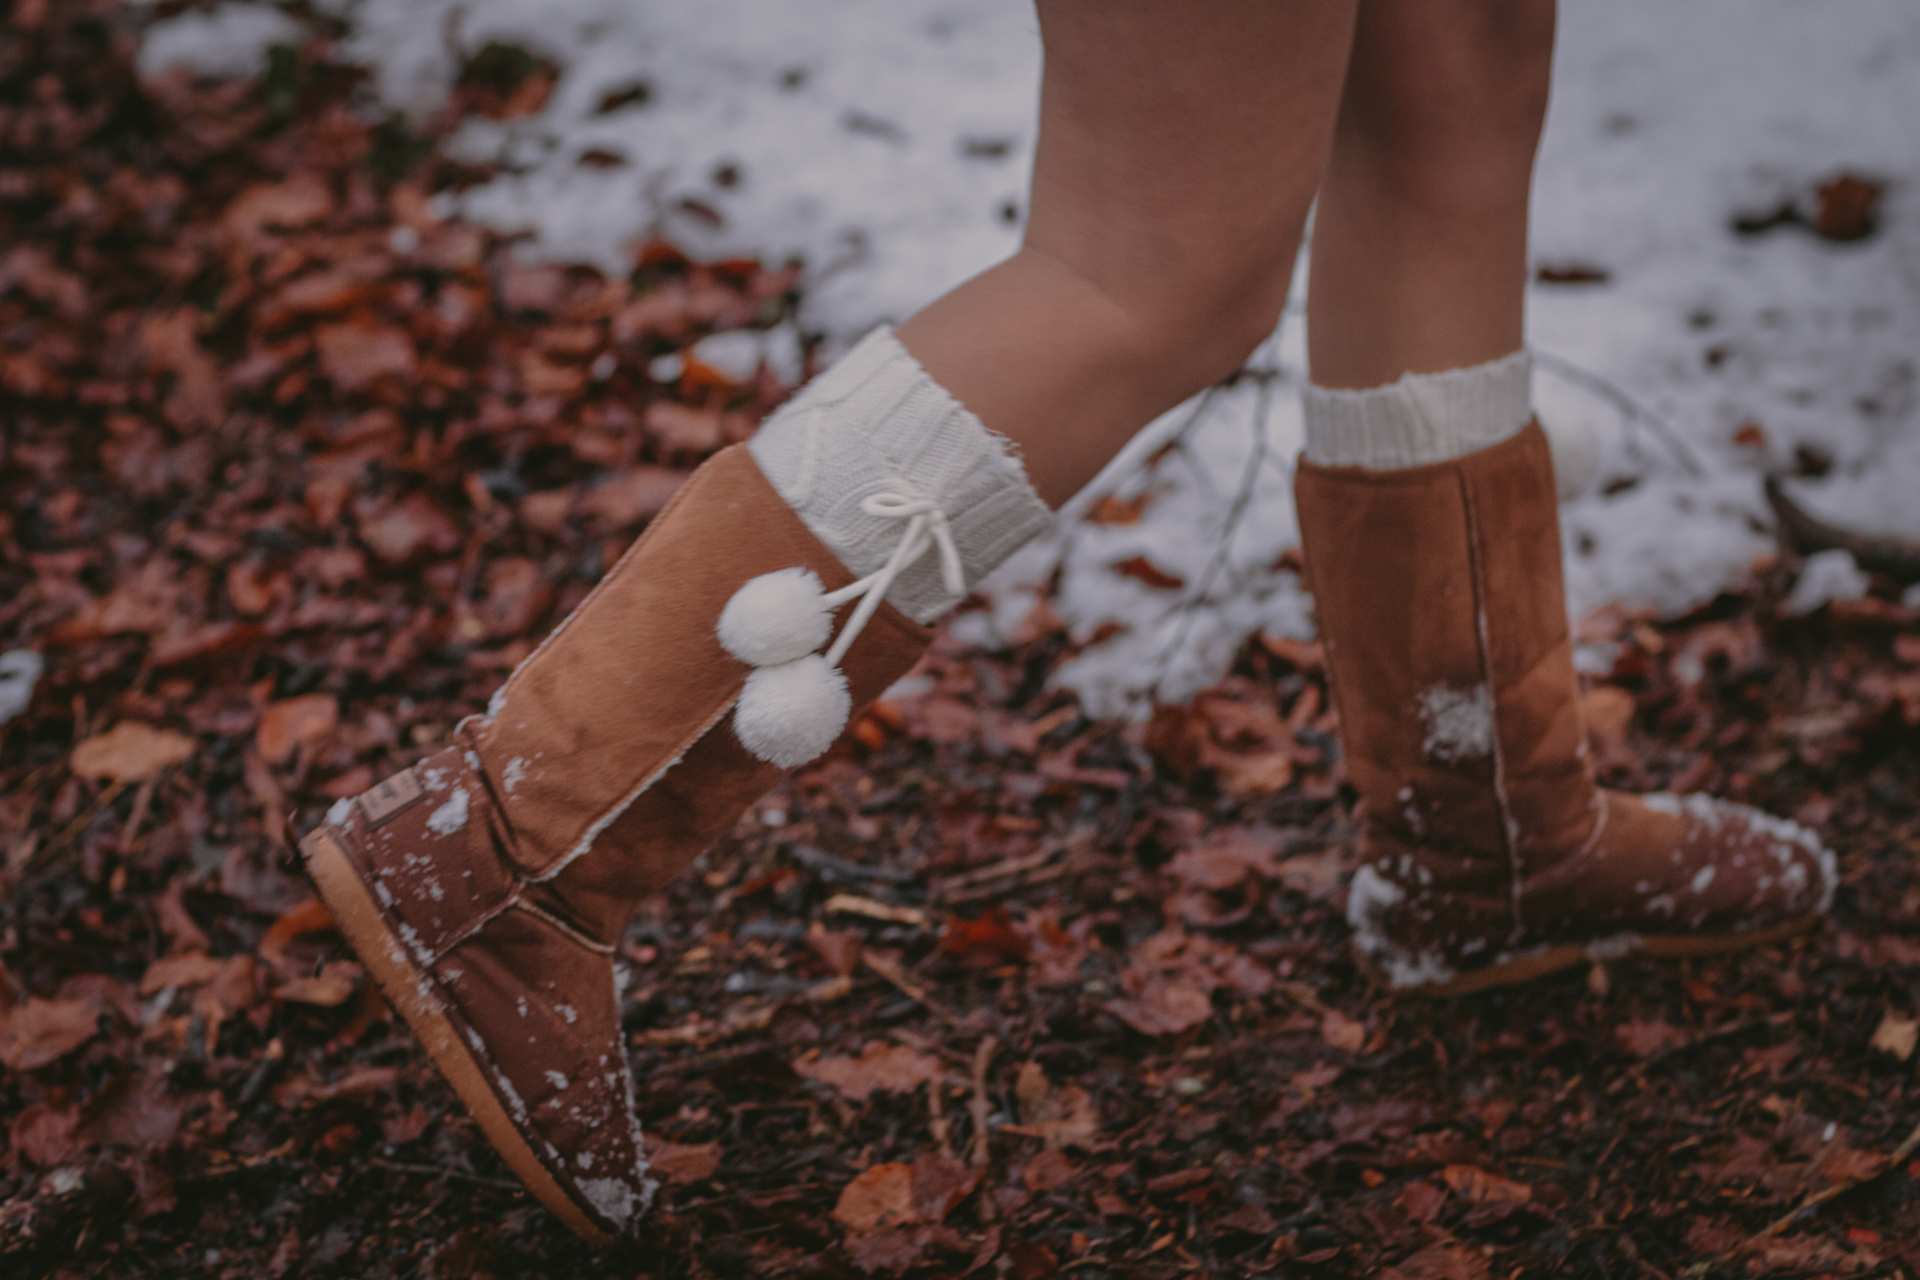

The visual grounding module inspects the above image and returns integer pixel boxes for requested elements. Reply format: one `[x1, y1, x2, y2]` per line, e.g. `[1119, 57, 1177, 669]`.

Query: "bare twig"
[1683, 1112, 1920, 1277]
[367, 1158, 523, 1192]
[1532, 348, 1706, 480]
[1764, 475, 1920, 584]
[968, 1035, 999, 1212]
[1150, 364, 1277, 702]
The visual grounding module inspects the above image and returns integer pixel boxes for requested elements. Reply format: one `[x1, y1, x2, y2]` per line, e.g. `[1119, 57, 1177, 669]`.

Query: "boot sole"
[1358, 914, 1823, 997]
[301, 828, 615, 1247]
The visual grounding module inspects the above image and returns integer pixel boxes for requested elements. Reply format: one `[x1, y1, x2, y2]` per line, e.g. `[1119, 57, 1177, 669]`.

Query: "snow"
[135, 2, 301, 81]
[142, 1, 1920, 715]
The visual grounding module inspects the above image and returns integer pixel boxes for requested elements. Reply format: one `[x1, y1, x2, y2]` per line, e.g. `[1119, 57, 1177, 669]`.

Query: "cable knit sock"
[749, 326, 1054, 624]
[1301, 350, 1535, 471]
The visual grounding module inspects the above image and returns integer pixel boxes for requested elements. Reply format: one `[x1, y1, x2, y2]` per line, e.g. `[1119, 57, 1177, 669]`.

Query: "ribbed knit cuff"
[1301, 350, 1533, 470]
[749, 327, 1054, 624]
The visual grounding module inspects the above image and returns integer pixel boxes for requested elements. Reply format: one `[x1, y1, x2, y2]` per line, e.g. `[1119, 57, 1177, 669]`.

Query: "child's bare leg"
[898, 0, 1360, 506]
[1305, 0, 1554, 389]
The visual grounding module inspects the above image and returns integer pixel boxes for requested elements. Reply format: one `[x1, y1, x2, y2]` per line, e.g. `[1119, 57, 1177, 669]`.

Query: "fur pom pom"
[733, 654, 851, 768]
[717, 568, 833, 667]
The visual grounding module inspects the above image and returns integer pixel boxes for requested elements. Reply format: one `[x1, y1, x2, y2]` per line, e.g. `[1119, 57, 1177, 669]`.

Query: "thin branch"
[1532, 348, 1707, 480]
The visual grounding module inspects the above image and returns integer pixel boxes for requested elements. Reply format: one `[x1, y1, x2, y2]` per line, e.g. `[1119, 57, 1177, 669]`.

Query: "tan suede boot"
[300, 446, 931, 1242]
[1295, 424, 1834, 995]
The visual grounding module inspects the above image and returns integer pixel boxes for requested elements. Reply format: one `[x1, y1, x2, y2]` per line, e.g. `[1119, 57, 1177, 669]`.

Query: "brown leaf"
[222, 176, 333, 242]
[275, 961, 361, 1007]
[938, 907, 1030, 967]
[11, 1101, 79, 1167]
[579, 466, 687, 527]
[909, 1152, 980, 1221]
[797, 1041, 945, 1102]
[1105, 980, 1212, 1037]
[1441, 1165, 1532, 1205]
[1380, 1242, 1491, 1280]
[1616, 1018, 1688, 1058]
[259, 898, 336, 969]
[1021, 1149, 1074, 1192]
[806, 922, 863, 977]
[315, 320, 416, 392]
[644, 401, 725, 454]
[1086, 493, 1150, 525]
[1395, 1179, 1449, 1224]
[71, 722, 195, 782]
[256, 694, 339, 765]
[138, 952, 225, 996]
[357, 494, 461, 564]
[1320, 1009, 1368, 1053]
[833, 1162, 918, 1232]
[1001, 1062, 1099, 1149]
[0, 997, 99, 1070]
[1112, 555, 1185, 591]
[643, 1136, 721, 1185]
[1870, 1011, 1917, 1061]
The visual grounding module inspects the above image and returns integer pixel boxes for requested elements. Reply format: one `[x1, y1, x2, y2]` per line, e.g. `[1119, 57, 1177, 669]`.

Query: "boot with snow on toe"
[1293, 422, 1835, 996]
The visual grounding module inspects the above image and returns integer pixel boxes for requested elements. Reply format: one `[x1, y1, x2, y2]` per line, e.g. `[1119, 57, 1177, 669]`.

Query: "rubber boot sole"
[1357, 914, 1824, 998]
[301, 828, 614, 1246]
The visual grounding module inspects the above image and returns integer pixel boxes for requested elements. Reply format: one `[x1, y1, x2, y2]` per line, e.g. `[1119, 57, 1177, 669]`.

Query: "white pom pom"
[717, 568, 832, 667]
[733, 654, 851, 768]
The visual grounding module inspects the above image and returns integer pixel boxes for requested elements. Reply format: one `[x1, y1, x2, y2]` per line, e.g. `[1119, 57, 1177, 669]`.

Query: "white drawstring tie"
[718, 485, 962, 768]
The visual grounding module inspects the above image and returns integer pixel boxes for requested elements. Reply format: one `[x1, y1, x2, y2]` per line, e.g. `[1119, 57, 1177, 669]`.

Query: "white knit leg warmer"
[749, 327, 1053, 625]
[1301, 350, 1535, 471]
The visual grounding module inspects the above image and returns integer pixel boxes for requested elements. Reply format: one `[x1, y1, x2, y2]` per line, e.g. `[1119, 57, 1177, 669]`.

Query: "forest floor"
[2, 4, 1919, 1278]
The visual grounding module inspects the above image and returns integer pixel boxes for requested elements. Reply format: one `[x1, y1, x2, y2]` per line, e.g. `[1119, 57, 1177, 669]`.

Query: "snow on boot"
[1294, 424, 1835, 994]
[301, 447, 934, 1241]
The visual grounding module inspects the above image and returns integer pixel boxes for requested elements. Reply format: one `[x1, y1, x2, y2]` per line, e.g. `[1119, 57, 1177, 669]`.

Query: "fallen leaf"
[579, 466, 686, 526]
[1320, 1009, 1368, 1053]
[10, 1101, 79, 1167]
[1870, 1011, 1918, 1061]
[909, 1152, 980, 1221]
[1002, 1062, 1100, 1148]
[1105, 980, 1213, 1037]
[797, 1041, 945, 1102]
[256, 694, 339, 765]
[1441, 1165, 1532, 1205]
[356, 494, 461, 565]
[71, 722, 195, 783]
[1085, 493, 1150, 525]
[1021, 1149, 1074, 1192]
[833, 1162, 917, 1232]
[938, 907, 1029, 967]
[315, 320, 416, 392]
[1380, 1242, 1491, 1280]
[138, 952, 226, 996]
[1112, 555, 1185, 591]
[1617, 1018, 1688, 1058]
[0, 997, 100, 1070]
[275, 961, 361, 1007]
[643, 1136, 721, 1185]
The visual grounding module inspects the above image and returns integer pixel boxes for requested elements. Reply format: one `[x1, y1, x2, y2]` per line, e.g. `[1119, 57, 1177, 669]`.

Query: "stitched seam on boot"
[425, 885, 525, 967]
[528, 697, 741, 882]
[1458, 471, 1526, 945]
[510, 895, 619, 955]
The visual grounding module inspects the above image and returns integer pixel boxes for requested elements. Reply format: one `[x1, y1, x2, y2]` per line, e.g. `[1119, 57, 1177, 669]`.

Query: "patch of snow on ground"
[143, 1, 1920, 715]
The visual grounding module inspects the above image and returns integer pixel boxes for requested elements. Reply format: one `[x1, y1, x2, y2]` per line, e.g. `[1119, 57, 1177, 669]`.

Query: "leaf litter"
[1, 3, 1918, 1277]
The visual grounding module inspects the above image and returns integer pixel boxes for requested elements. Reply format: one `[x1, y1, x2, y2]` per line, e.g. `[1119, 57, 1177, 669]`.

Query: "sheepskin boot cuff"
[1302, 349, 1534, 471]
[749, 326, 1054, 625]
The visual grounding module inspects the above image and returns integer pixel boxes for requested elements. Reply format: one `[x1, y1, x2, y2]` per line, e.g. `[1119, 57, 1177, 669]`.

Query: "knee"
[1338, 0, 1556, 194]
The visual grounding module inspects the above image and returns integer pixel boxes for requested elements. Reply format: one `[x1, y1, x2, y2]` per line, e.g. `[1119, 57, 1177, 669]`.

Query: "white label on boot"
[360, 768, 426, 828]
